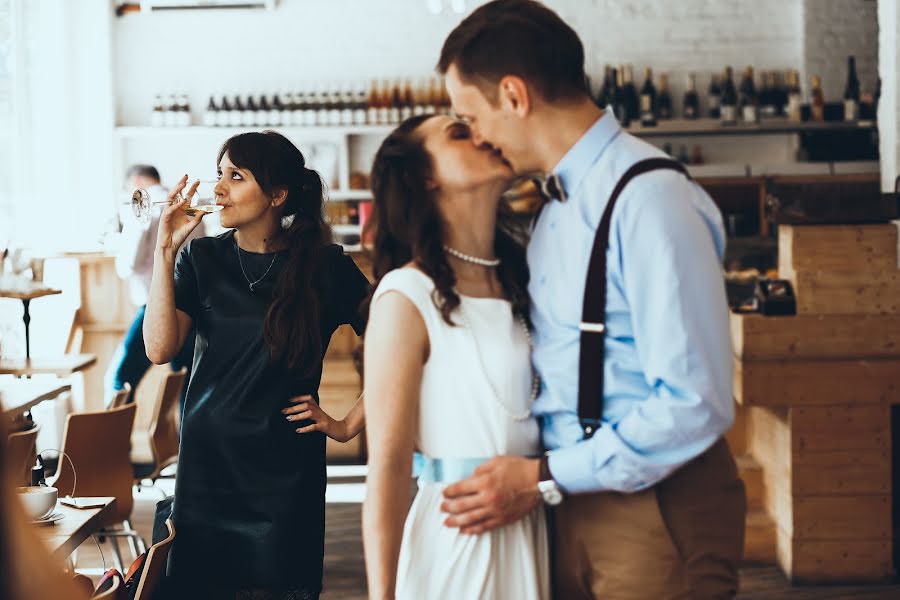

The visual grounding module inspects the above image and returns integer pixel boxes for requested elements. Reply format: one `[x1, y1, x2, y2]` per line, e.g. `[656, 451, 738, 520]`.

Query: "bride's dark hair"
[365, 114, 529, 325]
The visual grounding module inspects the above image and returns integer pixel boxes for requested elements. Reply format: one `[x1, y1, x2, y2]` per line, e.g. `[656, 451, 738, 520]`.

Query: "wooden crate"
[734, 358, 900, 407]
[747, 405, 894, 582]
[782, 268, 900, 315]
[777, 223, 900, 315]
[778, 223, 899, 274]
[730, 313, 900, 361]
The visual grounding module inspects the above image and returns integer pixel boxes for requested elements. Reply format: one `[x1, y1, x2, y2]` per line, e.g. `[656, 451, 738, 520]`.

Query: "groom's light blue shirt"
[528, 112, 734, 494]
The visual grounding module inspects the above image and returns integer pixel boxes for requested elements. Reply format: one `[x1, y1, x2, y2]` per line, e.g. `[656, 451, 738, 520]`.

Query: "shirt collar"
[551, 110, 621, 199]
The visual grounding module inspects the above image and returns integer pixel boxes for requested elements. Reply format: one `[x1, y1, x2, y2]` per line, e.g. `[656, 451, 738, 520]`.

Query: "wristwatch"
[537, 455, 564, 506]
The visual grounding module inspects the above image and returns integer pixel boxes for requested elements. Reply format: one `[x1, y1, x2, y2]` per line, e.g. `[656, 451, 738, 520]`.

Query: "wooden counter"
[730, 223, 900, 583]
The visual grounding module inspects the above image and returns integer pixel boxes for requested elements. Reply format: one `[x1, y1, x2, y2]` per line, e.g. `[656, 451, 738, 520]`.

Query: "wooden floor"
[70, 477, 900, 599]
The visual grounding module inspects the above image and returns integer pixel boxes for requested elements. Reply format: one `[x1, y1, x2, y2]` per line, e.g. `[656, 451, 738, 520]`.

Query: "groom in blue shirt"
[438, 1, 746, 598]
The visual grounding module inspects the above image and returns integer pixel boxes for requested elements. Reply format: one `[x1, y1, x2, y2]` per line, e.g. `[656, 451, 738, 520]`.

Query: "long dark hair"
[218, 131, 331, 374]
[366, 114, 529, 325]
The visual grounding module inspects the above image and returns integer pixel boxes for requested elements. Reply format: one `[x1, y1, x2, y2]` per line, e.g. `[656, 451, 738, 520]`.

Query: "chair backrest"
[91, 572, 121, 599]
[108, 383, 132, 409]
[149, 368, 186, 473]
[7, 424, 40, 486]
[133, 518, 175, 600]
[49, 403, 137, 524]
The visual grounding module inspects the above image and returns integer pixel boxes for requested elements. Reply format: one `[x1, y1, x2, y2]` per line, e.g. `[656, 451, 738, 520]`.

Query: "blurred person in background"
[104, 164, 204, 411]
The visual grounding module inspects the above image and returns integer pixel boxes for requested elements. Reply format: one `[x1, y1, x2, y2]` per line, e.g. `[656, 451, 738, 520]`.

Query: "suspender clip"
[579, 322, 606, 333]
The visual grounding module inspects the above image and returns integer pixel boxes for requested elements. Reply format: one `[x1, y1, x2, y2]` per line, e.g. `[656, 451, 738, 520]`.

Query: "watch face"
[544, 488, 563, 506]
[540, 481, 563, 506]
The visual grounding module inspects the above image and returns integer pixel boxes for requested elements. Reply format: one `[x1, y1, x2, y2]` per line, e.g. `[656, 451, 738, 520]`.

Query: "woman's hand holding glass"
[155, 175, 211, 255]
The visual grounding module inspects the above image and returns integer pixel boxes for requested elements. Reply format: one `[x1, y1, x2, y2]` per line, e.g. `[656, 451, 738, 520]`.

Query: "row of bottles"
[598, 57, 875, 127]
[150, 79, 453, 128]
[150, 94, 192, 127]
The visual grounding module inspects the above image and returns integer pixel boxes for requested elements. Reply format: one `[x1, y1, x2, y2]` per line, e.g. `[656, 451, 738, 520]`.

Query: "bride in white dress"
[362, 114, 549, 600]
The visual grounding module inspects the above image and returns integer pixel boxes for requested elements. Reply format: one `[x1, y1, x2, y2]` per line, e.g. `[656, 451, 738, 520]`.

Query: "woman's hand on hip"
[284, 395, 351, 442]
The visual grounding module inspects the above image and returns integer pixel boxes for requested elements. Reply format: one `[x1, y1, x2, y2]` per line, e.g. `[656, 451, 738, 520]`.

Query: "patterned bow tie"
[534, 173, 567, 203]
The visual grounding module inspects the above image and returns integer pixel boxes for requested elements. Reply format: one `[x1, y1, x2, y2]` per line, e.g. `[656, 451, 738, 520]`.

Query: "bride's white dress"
[371, 267, 549, 600]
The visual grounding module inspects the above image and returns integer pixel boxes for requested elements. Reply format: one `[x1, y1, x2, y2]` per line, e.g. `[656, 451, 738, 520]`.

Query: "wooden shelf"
[624, 117, 876, 138]
[115, 119, 874, 140]
[329, 190, 372, 201]
[115, 124, 394, 138]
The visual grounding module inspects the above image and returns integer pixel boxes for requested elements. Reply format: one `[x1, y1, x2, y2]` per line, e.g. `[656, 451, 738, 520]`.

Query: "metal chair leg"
[108, 534, 124, 573]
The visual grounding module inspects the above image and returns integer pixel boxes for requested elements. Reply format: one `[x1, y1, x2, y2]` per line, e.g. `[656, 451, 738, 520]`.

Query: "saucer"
[30, 512, 64, 526]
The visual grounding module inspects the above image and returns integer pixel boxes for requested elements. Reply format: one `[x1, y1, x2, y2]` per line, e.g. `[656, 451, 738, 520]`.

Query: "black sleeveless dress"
[165, 231, 369, 598]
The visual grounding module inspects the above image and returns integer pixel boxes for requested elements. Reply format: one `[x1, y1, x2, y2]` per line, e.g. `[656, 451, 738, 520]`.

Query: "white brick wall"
[803, 0, 879, 101]
[878, 0, 898, 192]
[114, 0, 876, 125]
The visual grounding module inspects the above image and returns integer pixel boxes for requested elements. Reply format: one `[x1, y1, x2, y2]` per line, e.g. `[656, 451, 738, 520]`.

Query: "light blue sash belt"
[413, 452, 491, 484]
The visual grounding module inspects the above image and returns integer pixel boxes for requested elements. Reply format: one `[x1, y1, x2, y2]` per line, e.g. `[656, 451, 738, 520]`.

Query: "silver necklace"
[443, 245, 501, 267]
[458, 308, 540, 422]
[236, 244, 278, 292]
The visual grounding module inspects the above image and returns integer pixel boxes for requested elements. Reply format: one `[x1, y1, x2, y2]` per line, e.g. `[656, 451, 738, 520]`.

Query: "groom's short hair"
[437, 0, 590, 104]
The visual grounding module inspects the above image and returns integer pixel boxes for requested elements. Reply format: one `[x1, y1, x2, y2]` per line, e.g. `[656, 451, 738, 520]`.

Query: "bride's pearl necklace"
[443, 245, 501, 268]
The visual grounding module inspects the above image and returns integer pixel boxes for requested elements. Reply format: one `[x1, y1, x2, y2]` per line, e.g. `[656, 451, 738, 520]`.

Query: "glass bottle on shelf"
[303, 89, 318, 127]
[401, 80, 415, 121]
[269, 94, 284, 126]
[612, 67, 629, 126]
[242, 95, 256, 127]
[739, 67, 758, 123]
[278, 92, 293, 126]
[165, 93, 178, 127]
[151, 94, 165, 127]
[313, 85, 328, 126]
[258, 95, 272, 126]
[707, 74, 722, 119]
[811, 75, 825, 122]
[598, 65, 614, 109]
[389, 81, 402, 124]
[425, 78, 439, 115]
[353, 84, 368, 126]
[639, 67, 656, 127]
[179, 94, 191, 127]
[786, 70, 802, 122]
[217, 95, 232, 127]
[682, 73, 700, 120]
[328, 87, 343, 126]
[231, 95, 245, 127]
[340, 85, 355, 126]
[203, 96, 218, 127]
[656, 74, 672, 120]
[720, 67, 738, 125]
[367, 79, 380, 125]
[843, 55, 860, 122]
[622, 65, 639, 123]
[378, 80, 391, 125]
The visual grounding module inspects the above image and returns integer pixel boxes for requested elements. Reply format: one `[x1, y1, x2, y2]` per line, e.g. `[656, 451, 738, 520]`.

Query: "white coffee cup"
[16, 485, 58, 520]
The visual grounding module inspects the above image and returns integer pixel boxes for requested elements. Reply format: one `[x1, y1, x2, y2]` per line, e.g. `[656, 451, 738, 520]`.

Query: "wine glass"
[131, 179, 223, 224]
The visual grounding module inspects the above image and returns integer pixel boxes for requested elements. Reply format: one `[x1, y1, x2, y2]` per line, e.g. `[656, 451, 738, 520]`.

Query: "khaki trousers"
[552, 438, 746, 600]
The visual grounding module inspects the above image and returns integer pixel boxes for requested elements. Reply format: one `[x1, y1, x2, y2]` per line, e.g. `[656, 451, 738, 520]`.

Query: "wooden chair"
[132, 368, 186, 483]
[133, 519, 176, 600]
[108, 383, 132, 409]
[6, 424, 40, 486]
[91, 573, 121, 599]
[47, 403, 144, 571]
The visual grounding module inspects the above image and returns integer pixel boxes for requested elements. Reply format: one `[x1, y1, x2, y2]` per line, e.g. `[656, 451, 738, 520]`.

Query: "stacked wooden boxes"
[732, 222, 900, 583]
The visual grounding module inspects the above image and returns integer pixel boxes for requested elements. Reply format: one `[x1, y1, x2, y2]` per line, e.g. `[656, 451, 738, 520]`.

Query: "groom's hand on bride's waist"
[440, 456, 541, 535]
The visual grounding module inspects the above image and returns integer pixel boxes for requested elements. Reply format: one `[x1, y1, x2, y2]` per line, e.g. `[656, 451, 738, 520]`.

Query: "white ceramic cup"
[16, 485, 58, 520]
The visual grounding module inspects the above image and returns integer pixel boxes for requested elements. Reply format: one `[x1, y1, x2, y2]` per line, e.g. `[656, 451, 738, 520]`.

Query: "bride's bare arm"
[362, 291, 429, 600]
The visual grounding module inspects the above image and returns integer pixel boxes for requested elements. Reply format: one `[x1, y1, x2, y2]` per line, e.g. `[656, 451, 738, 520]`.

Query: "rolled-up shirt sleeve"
[548, 176, 734, 494]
